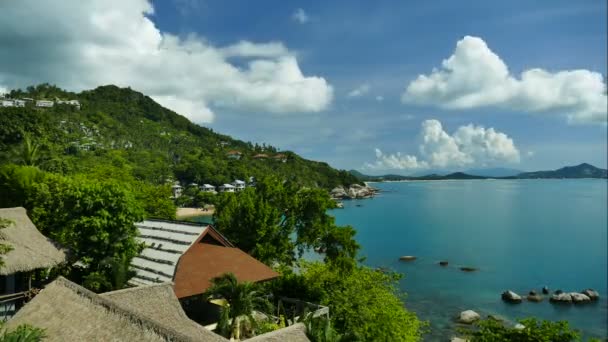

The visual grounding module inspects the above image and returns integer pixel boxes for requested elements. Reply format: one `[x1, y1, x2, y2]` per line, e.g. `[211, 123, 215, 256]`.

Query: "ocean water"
[331, 180, 608, 340]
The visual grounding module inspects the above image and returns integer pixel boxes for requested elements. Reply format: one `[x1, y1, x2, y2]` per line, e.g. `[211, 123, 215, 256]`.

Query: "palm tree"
[13, 132, 42, 166]
[205, 273, 270, 340]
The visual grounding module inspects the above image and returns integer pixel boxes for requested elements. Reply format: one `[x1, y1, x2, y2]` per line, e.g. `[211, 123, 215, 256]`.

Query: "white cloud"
[292, 8, 310, 24]
[347, 84, 370, 98]
[364, 119, 520, 171]
[375, 95, 384, 102]
[0, 0, 333, 123]
[402, 36, 607, 124]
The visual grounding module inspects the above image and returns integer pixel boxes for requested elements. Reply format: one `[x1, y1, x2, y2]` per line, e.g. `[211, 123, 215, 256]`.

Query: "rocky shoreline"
[330, 183, 379, 200]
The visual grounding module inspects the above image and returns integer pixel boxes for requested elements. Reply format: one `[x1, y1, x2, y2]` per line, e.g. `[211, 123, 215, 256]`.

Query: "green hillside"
[0, 84, 358, 188]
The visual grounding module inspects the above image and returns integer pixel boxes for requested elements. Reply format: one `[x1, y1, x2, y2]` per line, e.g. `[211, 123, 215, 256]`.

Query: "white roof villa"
[219, 184, 235, 192]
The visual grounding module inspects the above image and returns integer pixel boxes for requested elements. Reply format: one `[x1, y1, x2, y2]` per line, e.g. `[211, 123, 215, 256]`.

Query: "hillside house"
[200, 184, 216, 193]
[1, 99, 14, 107]
[35, 100, 54, 107]
[13, 99, 26, 107]
[232, 179, 246, 191]
[171, 183, 183, 198]
[226, 150, 242, 160]
[273, 154, 287, 163]
[0, 207, 66, 320]
[56, 99, 81, 109]
[218, 184, 235, 193]
[253, 154, 268, 159]
[128, 220, 278, 300]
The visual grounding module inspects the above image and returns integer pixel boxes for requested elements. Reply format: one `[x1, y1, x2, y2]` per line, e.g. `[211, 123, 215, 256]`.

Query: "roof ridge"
[142, 218, 209, 228]
[101, 282, 174, 296]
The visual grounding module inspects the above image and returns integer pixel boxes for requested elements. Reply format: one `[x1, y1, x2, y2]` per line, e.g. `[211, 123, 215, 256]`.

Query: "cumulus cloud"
[375, 95, 384, 102]
[0, 0, 333, 123]
[364, 119, 520, 170]
[347, 84, 371, 98]
[292, 8, 309, 24]
[402, 36, 607, 124]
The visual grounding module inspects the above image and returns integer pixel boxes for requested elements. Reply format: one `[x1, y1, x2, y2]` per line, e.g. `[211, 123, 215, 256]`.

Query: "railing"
[0, 291, 27, 320]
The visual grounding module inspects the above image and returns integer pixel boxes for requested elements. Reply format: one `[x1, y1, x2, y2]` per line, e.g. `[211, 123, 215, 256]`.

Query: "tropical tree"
[12, 132, 42, 167]
[0, 324, 46, 342]
[465, 317, 585, 342]
[205, 273, 271, 340]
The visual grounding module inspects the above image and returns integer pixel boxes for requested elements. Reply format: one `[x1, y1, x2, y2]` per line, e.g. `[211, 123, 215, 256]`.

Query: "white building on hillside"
[171, 183, 183, 198]
[232, 180, 246, 191]
[36, 100, 54, 107]
[201, 184, 216, 193]
[1, 99, 14, 107]
[218, 184, 236, 193]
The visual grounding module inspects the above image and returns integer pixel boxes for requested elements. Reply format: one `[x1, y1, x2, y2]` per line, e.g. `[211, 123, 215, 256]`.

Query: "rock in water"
[399, 256, 417, 261]
[450, 337, 469, 342]
[542, 286, 550, 294]
[570, 292, 591, 304]
[439, 261, 449, 266]
[550, 293, 572, 303]
[458, 310, 480, 324]
[501, 290, 523, 303]
[554, 289, 563, 295]
[460, 267, 478, 272]
[527, 292, 543, 302]
[582, 289, 600, 301]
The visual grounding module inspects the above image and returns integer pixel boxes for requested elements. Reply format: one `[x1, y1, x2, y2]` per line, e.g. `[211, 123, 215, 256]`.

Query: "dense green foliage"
[0, 164, 144, 292]
[214, 176, 359, 268]
[465, 317, 587, 342]
[0, 84, 359, 189]
[0, 324, 46, 342]
[205, 273, 271, 340]
[267, 262, 425, 341]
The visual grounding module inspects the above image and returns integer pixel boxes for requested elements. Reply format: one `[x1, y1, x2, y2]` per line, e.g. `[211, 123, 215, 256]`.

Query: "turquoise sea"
[332, 180, 607, 340]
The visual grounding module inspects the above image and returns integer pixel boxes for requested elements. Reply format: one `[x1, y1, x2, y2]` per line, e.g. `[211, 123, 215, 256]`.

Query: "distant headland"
[351, 163, 608, 182]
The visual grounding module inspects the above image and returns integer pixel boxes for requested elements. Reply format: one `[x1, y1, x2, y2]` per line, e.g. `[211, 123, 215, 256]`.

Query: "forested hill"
[0, 84, 358, 188]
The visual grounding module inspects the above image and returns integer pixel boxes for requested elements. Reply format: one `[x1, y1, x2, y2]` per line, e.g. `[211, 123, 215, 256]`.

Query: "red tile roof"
[173, 231, 279, 299]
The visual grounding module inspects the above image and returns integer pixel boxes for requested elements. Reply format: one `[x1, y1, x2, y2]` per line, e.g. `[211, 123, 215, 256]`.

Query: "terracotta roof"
[226, 150, 242, 155]
[253, 154, 269, 158]
[174, 233, 279, 299]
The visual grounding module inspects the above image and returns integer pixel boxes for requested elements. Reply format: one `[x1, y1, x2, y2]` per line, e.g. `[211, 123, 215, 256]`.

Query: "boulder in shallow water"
[542, 286, 550, 294]
[458, 310, 480, 324]
[554, 289, 563, 295]
[570, 292, 591, 303]
[399, 255, 417, 261]
[439, 261, 449, 266]
[450, 337, 469, 342]
[582, 289, 599, 301]
[501, 290, 522, 303]
[460, 267, 478, 272]
[527, 293, 543, 302]
[550, 292, 572, 303]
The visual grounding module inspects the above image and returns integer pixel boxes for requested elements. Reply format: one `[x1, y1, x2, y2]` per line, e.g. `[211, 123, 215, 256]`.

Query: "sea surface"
[331, 180, 607, 340]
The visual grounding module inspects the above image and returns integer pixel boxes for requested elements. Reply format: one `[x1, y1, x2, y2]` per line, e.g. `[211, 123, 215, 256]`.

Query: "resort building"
[226, 150, 242, 160]
[1, 99, 14, 107]
[128, 220, 278, 300]
[218, 184, 236, 193]
[232, 179, 246, 191]
[253, 153, 268, 159]
[171, 183, 183, 198]
[5, 276, 311, 341]
[273, 154, 287, 163]
[201, 184, 216, 193]
[55, 99, 81, 109]
[0, 207, 66, 320]
[35, 100, 54, 107]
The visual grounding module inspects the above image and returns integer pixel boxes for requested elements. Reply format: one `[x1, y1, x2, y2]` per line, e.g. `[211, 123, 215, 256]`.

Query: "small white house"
[36, 100, 54, 108]
[171, 184, 183, 198]
[1, 100, 14, 107]
[232, 180, 246, 191]
[219, 184, 236, 193]
[200, 184, 216, 193]
[56, 99, 81, 110]
[13, 100, 25, 107]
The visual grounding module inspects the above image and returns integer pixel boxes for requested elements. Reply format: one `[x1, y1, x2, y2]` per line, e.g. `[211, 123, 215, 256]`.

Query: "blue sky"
[0, 0, 606, 173]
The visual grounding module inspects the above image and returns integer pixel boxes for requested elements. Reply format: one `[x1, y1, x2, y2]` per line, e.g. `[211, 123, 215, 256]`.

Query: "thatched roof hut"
[4, 277, 226, 341]
[0, 207, 66, 275]
[245, 323, 310, 342]
[101, 283, 226, 341]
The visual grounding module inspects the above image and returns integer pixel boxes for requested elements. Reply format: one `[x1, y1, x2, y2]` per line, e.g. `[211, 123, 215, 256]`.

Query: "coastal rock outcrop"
[542, 286, 550, 294]
[570, 292, 591, 303]
[501, 290, 522, 303]
[458, 310, 480, 324]
[527, 291, 543, 302]
[330, 184, 378, 200]
[550, 292, 572, 303]
[460, 267, 477, 272]
[582, 289, 599, 301]
[399, 256, 417, 262]
[439, 261, 449, 266]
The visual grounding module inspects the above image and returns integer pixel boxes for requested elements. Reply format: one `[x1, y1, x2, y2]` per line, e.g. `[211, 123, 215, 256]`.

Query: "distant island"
[351, 163, 608, 182]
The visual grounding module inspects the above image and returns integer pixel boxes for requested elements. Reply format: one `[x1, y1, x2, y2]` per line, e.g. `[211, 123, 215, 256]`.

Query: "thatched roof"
[0, 207, 66, 275]
[5, 277, 222, 341]
[101, 283, 226, 342]
[246, 323, 310, 342]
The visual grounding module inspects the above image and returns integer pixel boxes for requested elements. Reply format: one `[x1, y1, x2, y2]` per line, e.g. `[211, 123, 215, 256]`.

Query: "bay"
[332, 179, 608, 340]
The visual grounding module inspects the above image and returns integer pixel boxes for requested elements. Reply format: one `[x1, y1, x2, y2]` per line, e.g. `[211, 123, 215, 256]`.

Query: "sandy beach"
[176, 206, 215, 219]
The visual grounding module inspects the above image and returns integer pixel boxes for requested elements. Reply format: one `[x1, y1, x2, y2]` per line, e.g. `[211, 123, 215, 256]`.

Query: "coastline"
[176, 206, 215, 219]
